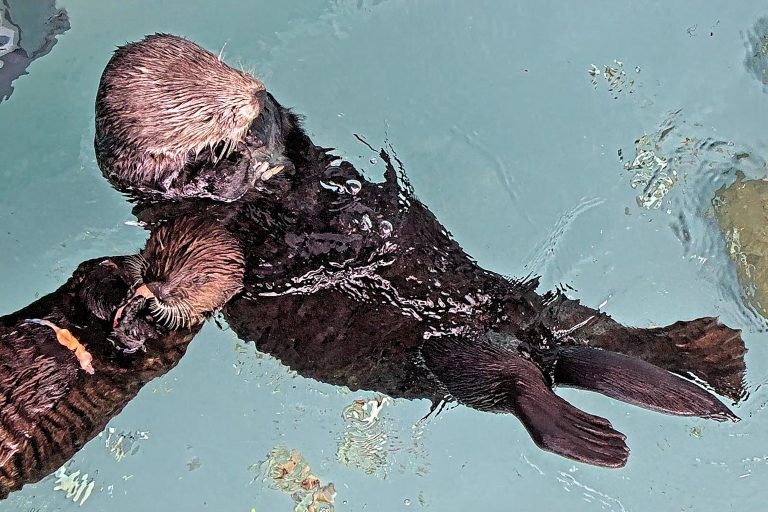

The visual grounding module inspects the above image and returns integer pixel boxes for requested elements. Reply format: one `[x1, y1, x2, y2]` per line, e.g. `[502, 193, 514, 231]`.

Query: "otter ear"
[253, 88, 267, 105]
[553, 346, 738, 421]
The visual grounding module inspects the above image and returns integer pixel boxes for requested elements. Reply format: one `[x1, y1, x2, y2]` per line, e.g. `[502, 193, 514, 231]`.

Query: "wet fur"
[0, 35, 749, 498]
[0, 258, 199, 499]
[126, 94, 745, 467]
[0, 218, 245, 497]
[125, 217, 245, 330]
[95, 34, 266, 198]
[181, 98, 745, 468]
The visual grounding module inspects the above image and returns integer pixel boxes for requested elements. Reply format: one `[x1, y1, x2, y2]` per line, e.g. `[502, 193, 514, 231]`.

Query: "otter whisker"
[125, 254, 148, 287]
[149, 298, 197, 330]
[220, 138, 234, 161]
[218, 40, 228, 62]
[210, 143, 219, 164]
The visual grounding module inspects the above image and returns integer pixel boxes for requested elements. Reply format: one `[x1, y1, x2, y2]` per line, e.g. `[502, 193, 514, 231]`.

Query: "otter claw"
[262, 165, 284, 180]
[253, 161, 269, 178]
[254, 161, 284, 181]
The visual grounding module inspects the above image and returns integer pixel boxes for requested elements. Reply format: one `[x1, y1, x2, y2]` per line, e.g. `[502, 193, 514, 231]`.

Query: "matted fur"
[95, 33, 265, 189]
[126, 217, 245, 329]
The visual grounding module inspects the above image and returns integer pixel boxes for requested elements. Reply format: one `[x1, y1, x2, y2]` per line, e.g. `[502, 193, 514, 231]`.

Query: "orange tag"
[28, 319, 95, 374]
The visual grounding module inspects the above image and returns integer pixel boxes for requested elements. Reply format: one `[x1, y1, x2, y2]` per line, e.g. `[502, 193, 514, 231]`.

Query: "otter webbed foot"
[553, 346, 738, 421]
[421, 335, 630, 467]
[515, 375, 629, 468]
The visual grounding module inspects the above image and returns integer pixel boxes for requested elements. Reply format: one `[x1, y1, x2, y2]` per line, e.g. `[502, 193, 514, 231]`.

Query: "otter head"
[95, 34, 269, 197]
[110, 216, 245, 351]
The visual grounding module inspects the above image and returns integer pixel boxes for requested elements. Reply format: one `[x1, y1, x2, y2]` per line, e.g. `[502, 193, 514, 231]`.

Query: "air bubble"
[345, 179, 362, 195]
[370, 157, 378, 165]
[379, 220, 393, 238]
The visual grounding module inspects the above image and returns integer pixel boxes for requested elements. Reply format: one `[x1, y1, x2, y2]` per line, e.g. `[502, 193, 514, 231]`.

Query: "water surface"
[1, 1, 768, 510]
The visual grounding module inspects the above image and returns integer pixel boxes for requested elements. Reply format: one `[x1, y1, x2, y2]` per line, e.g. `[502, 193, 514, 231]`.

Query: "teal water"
[2, 1, 768, 510]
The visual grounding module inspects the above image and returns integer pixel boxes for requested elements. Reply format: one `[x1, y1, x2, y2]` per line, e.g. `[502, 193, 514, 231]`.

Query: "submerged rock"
[714, 174, 768, 318]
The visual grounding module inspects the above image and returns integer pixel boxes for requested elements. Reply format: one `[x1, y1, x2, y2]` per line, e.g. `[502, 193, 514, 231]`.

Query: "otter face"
[77, 259, 132, 322]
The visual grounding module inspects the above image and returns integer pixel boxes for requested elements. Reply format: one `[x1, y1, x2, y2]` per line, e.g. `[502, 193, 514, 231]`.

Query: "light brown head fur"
[95, 33, 265, 190]
[124, 217, 245, 330]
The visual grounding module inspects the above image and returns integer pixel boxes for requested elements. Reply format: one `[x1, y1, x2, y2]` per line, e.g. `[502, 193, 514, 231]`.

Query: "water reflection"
[744, 16, 768, 90]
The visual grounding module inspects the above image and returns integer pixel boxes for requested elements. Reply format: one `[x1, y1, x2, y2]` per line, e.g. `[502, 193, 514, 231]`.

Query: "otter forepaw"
[110, 297, 152, 354]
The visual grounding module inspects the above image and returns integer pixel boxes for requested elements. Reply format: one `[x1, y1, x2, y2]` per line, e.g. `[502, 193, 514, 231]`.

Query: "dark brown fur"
[0, 217, 244, 497]
[0, 258, 199, 499]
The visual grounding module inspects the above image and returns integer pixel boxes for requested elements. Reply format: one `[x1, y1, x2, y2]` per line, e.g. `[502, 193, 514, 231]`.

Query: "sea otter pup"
[118, 216, 245, 334]
[94, 34, 289, 201]
[103, 33, 747, 468]
[211, 150, 744, 468]
[0, 216, 244, 498]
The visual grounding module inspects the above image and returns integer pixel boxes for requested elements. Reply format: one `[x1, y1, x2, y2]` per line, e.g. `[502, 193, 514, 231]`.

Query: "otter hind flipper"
[641, 318, 746, 403]
[554, 346, 738, 421]
[422, 336, 629, 468]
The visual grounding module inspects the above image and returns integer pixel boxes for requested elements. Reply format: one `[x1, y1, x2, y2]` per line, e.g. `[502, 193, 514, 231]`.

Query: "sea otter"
[97, 35, 747, 468]
[198, 150, 743, 468]
[0, 216, 244, 498]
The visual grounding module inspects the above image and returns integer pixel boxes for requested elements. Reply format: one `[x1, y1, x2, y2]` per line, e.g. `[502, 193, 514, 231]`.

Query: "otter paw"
[110, 298, 152, 354]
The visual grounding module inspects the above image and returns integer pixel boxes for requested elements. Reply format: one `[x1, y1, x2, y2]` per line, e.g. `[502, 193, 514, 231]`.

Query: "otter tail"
[576, 317, 747, 403]
[632, 318, 746, 403]
[534, 293, 747, 402]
